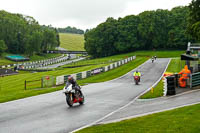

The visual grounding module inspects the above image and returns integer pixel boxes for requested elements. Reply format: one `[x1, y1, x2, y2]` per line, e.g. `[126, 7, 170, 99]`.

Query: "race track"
[0, 58, 170, 133]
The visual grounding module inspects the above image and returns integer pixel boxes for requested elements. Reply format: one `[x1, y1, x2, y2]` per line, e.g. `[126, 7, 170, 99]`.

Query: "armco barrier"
[110, 64, 113, 69]
[105, 66, 109, 72]
[56, 76, 64, 85]
[192, 72, 200, 87]
[86, 71, 91, 77]
[76, 73, 82, 80]
[82, 71, 87, 79]
[55, 56, 136, 85]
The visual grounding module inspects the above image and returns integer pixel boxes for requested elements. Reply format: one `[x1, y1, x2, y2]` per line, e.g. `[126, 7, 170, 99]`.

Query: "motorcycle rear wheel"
[79, 91, 85, 105]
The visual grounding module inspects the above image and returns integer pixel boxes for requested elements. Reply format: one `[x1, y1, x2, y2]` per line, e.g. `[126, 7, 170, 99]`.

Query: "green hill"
[59, 33, 85, 51]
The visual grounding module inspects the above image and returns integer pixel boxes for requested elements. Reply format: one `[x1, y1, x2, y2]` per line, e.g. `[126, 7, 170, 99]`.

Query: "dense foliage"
[57, 26, 84, 34]
[0, 10, 60, 56]
[84, 6, 192, 58]
[187, 0, 200, 41]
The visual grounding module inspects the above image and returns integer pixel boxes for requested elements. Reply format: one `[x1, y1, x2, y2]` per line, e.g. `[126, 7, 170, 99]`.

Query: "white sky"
[0, 0, 192, 30]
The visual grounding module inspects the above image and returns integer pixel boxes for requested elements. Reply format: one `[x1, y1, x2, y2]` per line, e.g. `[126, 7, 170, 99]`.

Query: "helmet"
[136, 70, 138, 73]
[68, 76, 73, 82]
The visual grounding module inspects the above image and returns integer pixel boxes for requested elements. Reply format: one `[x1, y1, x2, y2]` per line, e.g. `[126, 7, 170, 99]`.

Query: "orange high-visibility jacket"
[178, 65, 191, 78]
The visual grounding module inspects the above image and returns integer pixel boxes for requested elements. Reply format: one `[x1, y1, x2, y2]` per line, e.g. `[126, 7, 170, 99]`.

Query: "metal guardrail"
[45, 50, 88, 54]
[191, 72, 200, 87]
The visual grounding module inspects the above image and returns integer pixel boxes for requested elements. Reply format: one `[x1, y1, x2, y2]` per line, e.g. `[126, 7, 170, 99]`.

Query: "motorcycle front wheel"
[135, 80, 138, 85]
[66, 93, 73, 107]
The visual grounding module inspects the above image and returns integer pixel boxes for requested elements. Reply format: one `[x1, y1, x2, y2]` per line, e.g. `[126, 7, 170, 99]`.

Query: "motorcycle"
[63, 82, 84, 107]
[134, 76, 140, 85]
[151, 58, 154, 63]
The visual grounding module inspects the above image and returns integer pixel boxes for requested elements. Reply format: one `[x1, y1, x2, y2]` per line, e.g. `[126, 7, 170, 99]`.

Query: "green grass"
[59, 33, 85, 51]
[140, 79, 164, 99]
[28, 53, 62, 61]
[133, 50, 184, 58]
[140, 58, 183, 99]
[166, 58, 183, 73]
[77, 104, 200, 133]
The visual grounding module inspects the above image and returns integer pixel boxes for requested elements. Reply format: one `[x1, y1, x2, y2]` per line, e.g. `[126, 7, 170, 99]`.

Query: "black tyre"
[79, 91, 85, 105]
[135, 80, 138, 85]
[66, 94, 73, 107]
[167, 90, 176, 95]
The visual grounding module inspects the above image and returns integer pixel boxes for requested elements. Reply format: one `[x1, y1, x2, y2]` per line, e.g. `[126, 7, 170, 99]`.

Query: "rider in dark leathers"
[66, 75, 82, 94]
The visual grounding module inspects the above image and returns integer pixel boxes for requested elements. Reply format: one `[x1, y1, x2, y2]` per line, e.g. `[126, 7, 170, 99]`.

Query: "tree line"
[0, 10, 60, 56]
[84, 4, 199, 58]
[57, 26, 84, 34]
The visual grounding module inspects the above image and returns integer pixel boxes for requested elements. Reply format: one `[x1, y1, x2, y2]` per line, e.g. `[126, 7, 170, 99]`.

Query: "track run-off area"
[0, 58, 170, 133]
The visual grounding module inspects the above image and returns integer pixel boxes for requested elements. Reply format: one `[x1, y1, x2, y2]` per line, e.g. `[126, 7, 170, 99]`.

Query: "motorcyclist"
[154, 56, 157, 60]
[133, 70, 141, 82]
[66, 75, 81, 93]
[151, 56, 154, 63]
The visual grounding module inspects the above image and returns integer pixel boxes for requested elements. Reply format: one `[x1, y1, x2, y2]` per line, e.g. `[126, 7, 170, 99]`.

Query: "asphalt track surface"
[98, 89, 200, 124]
[0, 58, 170, 133]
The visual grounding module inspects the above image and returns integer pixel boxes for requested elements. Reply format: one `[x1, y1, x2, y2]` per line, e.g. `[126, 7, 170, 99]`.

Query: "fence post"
[41, 78, 43, 88]
[190, 74, 192, 89]
[25, 80, 26, 90]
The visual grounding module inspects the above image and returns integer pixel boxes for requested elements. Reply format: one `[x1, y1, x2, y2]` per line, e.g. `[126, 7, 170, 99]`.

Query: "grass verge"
[77, 103, 200, 133]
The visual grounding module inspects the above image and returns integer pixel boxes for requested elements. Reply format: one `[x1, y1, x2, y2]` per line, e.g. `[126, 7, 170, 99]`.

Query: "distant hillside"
[58, 26, 84, 34]
[59, 33, 85, 51]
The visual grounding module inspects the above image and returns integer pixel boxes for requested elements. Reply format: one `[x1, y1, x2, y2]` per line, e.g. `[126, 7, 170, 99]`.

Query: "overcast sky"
[0, 0, 192, 30]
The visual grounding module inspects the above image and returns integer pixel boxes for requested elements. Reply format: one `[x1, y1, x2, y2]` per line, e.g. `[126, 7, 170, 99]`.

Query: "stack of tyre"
[166, 76, 176, 95]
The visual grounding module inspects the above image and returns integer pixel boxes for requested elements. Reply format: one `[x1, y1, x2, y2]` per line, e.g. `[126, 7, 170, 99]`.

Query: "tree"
[84, 17, 118, 57]
[0, 10, 59, 55]
[0, 40, 7, 55]
[57, 26, 84, 34]
[168, 6, 190, 49]
[188, 0, 200, 41]
[115, 15, 140, 52]
[84, 6, 191, 58]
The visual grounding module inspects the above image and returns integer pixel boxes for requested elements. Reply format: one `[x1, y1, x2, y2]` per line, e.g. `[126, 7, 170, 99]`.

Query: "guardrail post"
[25, 80, 26, 90]
[41, 78, 43, 88]
[190, 74, 192, 88]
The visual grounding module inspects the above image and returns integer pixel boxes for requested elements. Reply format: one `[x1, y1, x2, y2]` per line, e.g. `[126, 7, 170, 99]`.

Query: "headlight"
[63, 87, 67, 93]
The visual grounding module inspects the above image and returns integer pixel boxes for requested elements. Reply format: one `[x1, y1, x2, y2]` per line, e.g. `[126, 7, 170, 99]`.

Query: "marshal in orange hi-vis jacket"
[178, 65, 191, 88]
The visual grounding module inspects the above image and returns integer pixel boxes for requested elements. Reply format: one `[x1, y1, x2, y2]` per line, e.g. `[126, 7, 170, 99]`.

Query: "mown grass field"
[77, 103, 200, 133]
[59, 33, 85, 51]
